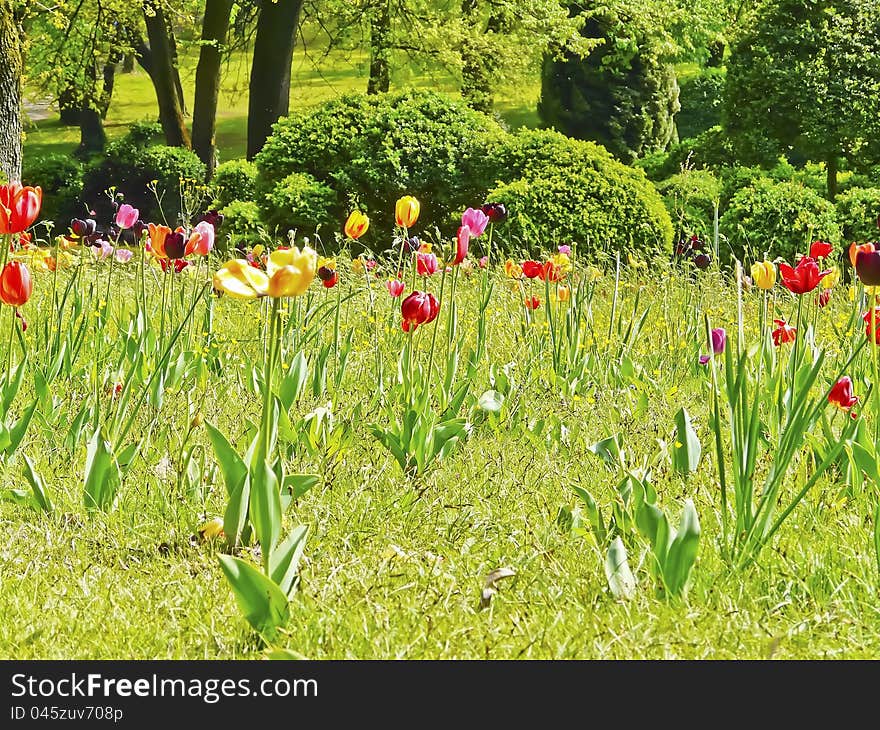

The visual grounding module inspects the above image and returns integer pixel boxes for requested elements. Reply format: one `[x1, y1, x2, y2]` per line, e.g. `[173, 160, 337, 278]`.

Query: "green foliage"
[260, 173, 336, 236]
[21, 154, 85, 227]
[638, 126, 738, 181]
[539, 12, 680, 164]
[677, 67, 725, 140]
[720, 178, 840, 261]
[218, 200, 263, 250]
[487, 129, 673, 256]
[255, 90, 507, 235]
[656, 169, 720, 240]
[81, 125, 206, 223]
[212, 160, 259, 209]
[836, 187, 880, 242]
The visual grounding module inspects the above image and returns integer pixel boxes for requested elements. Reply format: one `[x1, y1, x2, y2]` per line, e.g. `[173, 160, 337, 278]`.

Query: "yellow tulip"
[351, 257, 365, 274]
[198, 517, 225, 541]
[750, 260, 776, 290]
[557, 284, 571, 302]
[822, 266, 839, 290]
[504, 259, 522, 278]
[585, 265, 602, 283]
[395, 196, 420, 228]
[214, 246, 318, 299]
[213, 259, 269, 299]
[344, 210, 369, 239]
[552, 252, 572, 273]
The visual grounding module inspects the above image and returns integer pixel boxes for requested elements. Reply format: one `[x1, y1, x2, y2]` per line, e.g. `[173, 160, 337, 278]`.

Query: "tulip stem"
[427, 265, 447, 384]
[3, 306, 15, 393]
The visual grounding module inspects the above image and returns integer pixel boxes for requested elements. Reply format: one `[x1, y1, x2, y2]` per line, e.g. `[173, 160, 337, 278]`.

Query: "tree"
[539, 4, 680, 164]
[192, 0, 235, 174]
[247, 0, 305, 159]
[724, 0, 880, 199]
[0, 0, 22, 181]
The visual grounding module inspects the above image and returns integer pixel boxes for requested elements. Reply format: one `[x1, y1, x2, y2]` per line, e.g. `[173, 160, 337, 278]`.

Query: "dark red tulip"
[70, 218, 97, 238]
[481, 202, 507, 223]
[318, 265, 338, 288]
[856, 250, 880, 286]
[779, 257, 830, 294]
[828, 376, 858, 411]
[694, 253, 711, 269]
[817, 289, 831, 308]
[163, 231, 187, 260]
[401, 290, 439, 332]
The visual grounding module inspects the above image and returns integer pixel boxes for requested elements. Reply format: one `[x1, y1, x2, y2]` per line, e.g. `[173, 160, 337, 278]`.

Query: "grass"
[23, 43, 541, 164]
[2, 228, 880, 659]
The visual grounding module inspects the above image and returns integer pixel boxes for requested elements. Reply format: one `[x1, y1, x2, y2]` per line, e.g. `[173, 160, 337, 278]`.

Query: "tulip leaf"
[6, 398, 37, 457]
[279, 352, 309, 410]
[588, 434, 624, 468]
[673, 408, 702, 474]
[83, 428, 121, 512]
[573, 486, 606, 545]
[664, 500, 701, 596]
[205, 421, 247, 498]
[283, 473, 320, 499]
[21, 454, 52, 513]
[605, 537, 636, 600]
[223, 473, 250, 548]
[250, 458, 282, 561]
[2, 355, 27, 414]
[269, 525, 309, 598]
[218, 555, 289, 642]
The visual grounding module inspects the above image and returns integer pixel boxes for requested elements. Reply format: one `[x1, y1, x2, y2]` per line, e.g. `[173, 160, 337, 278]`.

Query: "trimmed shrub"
[637, 126, 737, 181]
[81, 124, 206, 223]
[21, 154, 85, 227]
[486, 130, 673, 257]
[217, 200, 263, 251]
[720, 178, 840, 261]
[255, 90, 507, 236]
[260, 172, 336, 236]
[212, 160, 258, 209]
[676, 68, 725, 140]
[656, 170, 721, 240]
[836, 187, 880, 242]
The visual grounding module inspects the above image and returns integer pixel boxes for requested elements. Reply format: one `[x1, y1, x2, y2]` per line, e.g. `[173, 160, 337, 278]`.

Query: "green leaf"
[279, 352, 309, 410]
[250, 459, 282, 561]
[223, 474, 251, 548]
[269, 525, 309, 598]
[672, 408, 701, 474]
[874, 502, 880, 577]
[605, 537, 636, 600]
[83, 428, 121, 512]
[283, 473, 320, 499]
[1, 355, 26, 414]
[206, 421, 246, 497]
[7, 399, 37, 457]
[218, 555, 289, 642]
[664, 500, 701, 596]
[22, 454, 52, 513]
[588, 434, 624, 468]
[573, 485, 605, 544]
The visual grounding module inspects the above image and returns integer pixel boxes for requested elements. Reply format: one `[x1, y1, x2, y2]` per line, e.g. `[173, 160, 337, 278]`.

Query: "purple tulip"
[699, 327, 726, 365]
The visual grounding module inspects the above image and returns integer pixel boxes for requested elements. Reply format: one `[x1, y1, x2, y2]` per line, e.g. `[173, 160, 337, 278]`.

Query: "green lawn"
[23, 45, 541, 163]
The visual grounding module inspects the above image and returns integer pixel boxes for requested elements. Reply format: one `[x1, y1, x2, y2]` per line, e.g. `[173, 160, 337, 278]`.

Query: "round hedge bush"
[21, 154, 85, 227]
[836, 187, 880, 242]
[720, 177, 840, 261]
[81, 124, 206, 223]
[254, 90, 507, 236]
[655, 170, 720, 240]
[486, 129, 673, 257]
[212, 160, 258, 209]
[638, 126, 738, 182]
[217, 200, 263, 251]
[260, 172, 336, 236]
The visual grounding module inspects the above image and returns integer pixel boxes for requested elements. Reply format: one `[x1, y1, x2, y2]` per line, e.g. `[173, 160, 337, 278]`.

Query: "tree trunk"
[0, 0, 22, 182]
[143, 3, 191, 147]
[246, 0, 304, 159]
[367, 0, 391, 95]
[166, 14, 187, 114]
[59, 85, 81, 126]
[122, 53, 135, 73]
[78, 106, 107, 156]
[192, 0, 233, 177]
[827, 154, 838, 201]
[707, 40, 725, 67]
[100, 57, 119, 119]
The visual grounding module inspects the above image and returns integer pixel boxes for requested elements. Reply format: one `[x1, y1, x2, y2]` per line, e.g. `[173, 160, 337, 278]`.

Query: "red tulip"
[828, 376, 858, 411]
[524, 296, 540, 310]
[452, 225, 471, 266]
[855, 250, 880, 286]
[416, 252, 438, 276]
[0, 261, 32, 307]
[771, 318, 796, 346]
[386, 278, 405, 297]
[864, 308, 880, 344]
[817, 289, 831, 308]
[522, 260, 542, 279]
[810, 241, 833, 259]
[401, 290, 439, 332]
[778, 257, 830, 294]
[0, 183, 42, 235]
[540, 261, 562, 282]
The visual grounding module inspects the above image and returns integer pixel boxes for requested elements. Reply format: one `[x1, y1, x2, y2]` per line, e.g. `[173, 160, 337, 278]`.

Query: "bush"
[676, 68, 725, 140]
[637, 127, 737, 181]
[217, 200, 263, 251]
[486, 130, 673, 257]
[81, 124, 206, 223]
[836, 187, 880, 242]
[212, 160, 258, 209]
[656, 170, 721, 240]
[260, 172, 337, 236]
[21, 154, 85, 227]
[255, 90, 507, 236]
[720, 178, 840, 261]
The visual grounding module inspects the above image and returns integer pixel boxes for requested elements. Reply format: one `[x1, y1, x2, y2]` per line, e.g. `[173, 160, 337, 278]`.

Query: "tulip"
[481, 202, 507, 223]
[478, 256, 488, 269]
[115, 204, 139, 230]
[461, 208, 489, 237]
[540, 260, 562, 282]
[699, 327, 726, 365]
[850, 242, 875, 268]
[822, 266, 839, 289]
[417, 252, 438, 276]
[810, 241, 833, 259]
[694, 253, 711, 269]
[817, 289, 831, 308]
[386, 278, 405, 297]
[778, 257, 830, 294]
[401, 290, 439, 331]
[750, 261, 776, 290]
[504, 259, 522, 278]
[452, 225, 471, 265]
[556, 284, 570, 303]
[521, 260, 542, 279]
[558, 245, 571, 255]
[185, 221, 215, 257]
[214, 246, 317, 299]
[0, 261, 32, 307]
[828, 376, 858, 411]
[864, 309, 880, 345]
[585, 265, 602, 283]
[525, 296, 540, 310]
[164, 231, 187, 260]
[772, 318, 797, 346]
[552, 252, 572, 273]
[92, 240, 114, 261]
[856, 250, 880, 286]
[115, 249, 133, 264]
[405, 236, 421, 252]
[365, 258, 377, 271]
[70, 218, 97, 239]
[160, 259, 190, 274]
[395, 196, 420, 228]
[148, 223, 172, 258]
[318, 261, 338, 289]
[0, 183, 42, 235]
[345, 210, 370, 239]
[351, 257, 365, 275]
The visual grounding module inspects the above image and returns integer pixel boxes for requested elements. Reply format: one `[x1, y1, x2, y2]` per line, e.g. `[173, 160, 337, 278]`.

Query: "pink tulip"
[92, 240, 114, 261]
[478, 256, 488, 268]
[417, 252, 438, 276]
[115, 204, 139, 230]
[386, 278, 405, 297]
[558, 245, 571, 255]
[452, 225, 471, 265]
[114, 249, 133, 263]
[185, 221, 215, 257]
[461, 207, 489, 237]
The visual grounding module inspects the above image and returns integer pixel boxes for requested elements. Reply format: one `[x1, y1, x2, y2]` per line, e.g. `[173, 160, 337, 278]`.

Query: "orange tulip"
[344, 211, 370, 239]
[850, 242, 875, 268]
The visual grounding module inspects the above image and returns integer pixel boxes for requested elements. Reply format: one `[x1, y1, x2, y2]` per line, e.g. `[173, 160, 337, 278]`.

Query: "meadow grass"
[1, 239, 879, 659]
